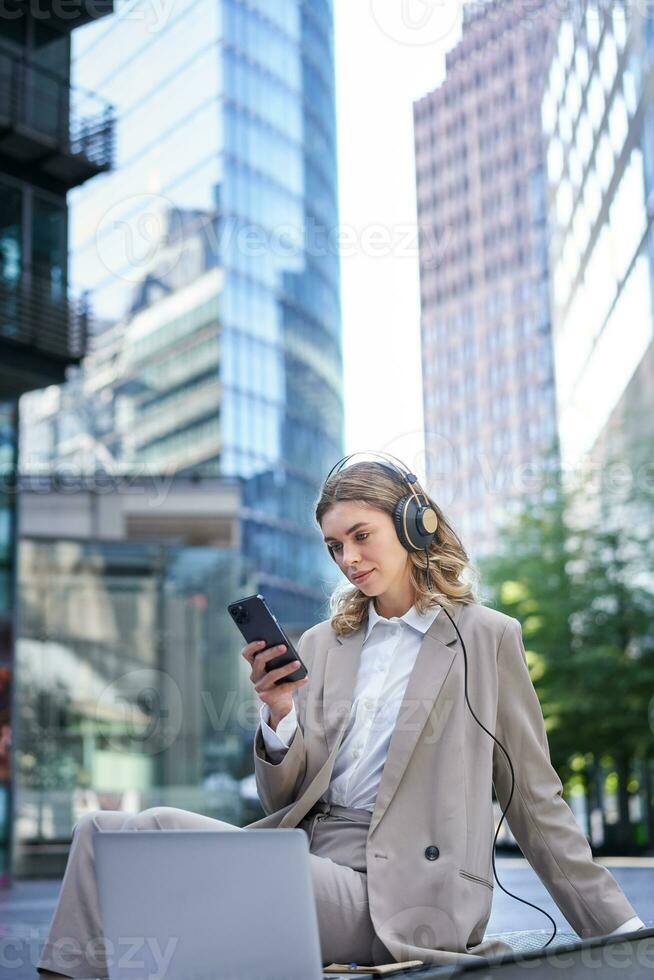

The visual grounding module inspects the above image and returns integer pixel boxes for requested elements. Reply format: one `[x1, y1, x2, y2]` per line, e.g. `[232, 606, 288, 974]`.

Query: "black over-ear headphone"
[323, 451, 439, 557]
[321, 450, 558, 949]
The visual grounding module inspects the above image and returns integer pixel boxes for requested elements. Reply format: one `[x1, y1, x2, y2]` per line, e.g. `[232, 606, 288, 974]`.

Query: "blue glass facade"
[218, 0, 342, 623]
[62, 0, 342, 624]
[0, 402, 17, 884]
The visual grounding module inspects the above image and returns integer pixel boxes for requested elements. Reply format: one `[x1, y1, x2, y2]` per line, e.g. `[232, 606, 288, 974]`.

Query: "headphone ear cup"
[393, 496, 412, 550]
[418, 505, 438, 538]
[396, 496, 438, 551]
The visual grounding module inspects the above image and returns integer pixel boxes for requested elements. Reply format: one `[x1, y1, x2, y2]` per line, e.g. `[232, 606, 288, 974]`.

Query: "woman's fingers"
[240, 640, 268, 665]
[254, 658, 301, 693]
[247, 644, 289, 682]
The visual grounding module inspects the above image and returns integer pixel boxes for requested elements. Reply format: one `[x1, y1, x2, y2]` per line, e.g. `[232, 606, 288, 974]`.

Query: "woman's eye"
[329, 532, 368, 553]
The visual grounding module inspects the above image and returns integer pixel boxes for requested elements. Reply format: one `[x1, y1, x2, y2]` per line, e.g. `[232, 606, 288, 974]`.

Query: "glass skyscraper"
[24, 0, 343, 626]
[413, 0, 561, 561]
[544, 0, 654, 475]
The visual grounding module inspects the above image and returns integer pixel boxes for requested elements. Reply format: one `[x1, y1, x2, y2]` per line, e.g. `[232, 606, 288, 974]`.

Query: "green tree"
[479, 434, 654, 852]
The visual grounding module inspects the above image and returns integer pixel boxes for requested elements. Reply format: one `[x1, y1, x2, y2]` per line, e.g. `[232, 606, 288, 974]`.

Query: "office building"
[413, 0, 560, 559]
[0, 0, 115, 884]
[543, 0, 654, 501]
[21, 0, 343, 626]
[15, 0, 342, 875]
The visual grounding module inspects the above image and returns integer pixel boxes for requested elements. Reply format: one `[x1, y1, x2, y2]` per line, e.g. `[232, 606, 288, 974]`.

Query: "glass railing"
[0, 271, 89, 362]
[0, 44, 114, 173]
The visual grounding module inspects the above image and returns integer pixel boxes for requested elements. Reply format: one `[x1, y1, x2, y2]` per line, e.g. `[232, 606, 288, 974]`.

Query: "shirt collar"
[364, 597, 440, 642]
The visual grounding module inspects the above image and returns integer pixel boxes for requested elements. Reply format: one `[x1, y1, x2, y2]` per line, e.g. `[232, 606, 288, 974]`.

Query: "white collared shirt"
[259, 597, 440, 810]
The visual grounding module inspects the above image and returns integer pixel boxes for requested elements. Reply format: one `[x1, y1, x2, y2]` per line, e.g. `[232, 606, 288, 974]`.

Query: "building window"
[31, 195, 67, 301]
[608, 94, 628, 156]
[586, 3, 602, 48]
[587, 75, 606, 133]
[623, 67, 638, 116]
[575, 44, 590, 88]
[558, 20, 575, 70]
[0, 179, 22, 284]
[599, 31, 618, 94]
[577, 113, 593, 168]
[596, 131, 614, 191]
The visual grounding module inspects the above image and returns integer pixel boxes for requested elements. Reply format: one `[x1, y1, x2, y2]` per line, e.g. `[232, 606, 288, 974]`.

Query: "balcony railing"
[0, 273, 89, 363]
[0, 45, 114, 189]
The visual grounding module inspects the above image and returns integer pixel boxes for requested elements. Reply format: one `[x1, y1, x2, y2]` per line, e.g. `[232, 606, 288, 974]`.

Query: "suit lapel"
[322, 628, 367, 757]
[322, 600, 466, 837]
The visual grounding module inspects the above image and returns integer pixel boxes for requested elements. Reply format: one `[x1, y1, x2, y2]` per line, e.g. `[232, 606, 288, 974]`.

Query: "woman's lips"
[352, 570, 374, 583]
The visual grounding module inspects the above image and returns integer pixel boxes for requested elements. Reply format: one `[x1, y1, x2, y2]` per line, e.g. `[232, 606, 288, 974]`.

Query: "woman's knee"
[123, 806, 180, 830]
[125, 806, 243, 832]
[73, 809, 130, 836]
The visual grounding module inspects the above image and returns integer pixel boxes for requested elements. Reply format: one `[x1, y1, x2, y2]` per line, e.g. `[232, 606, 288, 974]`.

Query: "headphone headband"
[324, 451, 421, 505]
[323, 451, 438, 554]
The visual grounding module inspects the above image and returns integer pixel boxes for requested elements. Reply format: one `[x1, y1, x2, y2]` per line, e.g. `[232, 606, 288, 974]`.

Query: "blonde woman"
[37, 458, 644, 977]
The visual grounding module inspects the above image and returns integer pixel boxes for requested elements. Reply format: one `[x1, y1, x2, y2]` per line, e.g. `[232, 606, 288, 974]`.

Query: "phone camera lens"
[232, 605, 248, 625]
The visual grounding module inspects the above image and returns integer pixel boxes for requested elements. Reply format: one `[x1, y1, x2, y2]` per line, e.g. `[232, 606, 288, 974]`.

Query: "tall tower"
[544, 0, 654, 496]
[22, 0, 343, 625]
[414, 0, 560, 559]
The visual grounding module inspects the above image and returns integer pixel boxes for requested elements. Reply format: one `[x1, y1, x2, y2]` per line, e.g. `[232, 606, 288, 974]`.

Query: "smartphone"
[227, 593, 308, 686]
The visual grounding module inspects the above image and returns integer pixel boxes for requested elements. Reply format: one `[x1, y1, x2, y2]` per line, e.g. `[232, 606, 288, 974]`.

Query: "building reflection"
[14, 535, 263, 876]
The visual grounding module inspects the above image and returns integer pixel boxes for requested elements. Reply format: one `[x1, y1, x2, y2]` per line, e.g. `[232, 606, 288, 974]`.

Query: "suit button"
[424, 845, 440, 861]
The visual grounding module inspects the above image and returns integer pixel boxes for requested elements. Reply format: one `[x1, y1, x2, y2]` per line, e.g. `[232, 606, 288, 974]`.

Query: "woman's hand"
[241, 640, 308, 726]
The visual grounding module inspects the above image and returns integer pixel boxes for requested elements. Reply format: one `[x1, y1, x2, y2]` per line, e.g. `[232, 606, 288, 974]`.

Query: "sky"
[333, 0, 465, 483]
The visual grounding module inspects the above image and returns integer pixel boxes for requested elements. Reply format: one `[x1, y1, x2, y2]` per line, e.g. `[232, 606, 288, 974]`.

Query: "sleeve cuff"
[260, 701, 297, 755]
[606, 915, 646, 935]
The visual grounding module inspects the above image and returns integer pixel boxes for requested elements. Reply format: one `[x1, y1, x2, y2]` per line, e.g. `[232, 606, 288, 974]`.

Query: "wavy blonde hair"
[315, 460, 480, 636]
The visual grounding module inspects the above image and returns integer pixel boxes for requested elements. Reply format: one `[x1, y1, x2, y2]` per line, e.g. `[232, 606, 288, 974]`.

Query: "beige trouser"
[37, 801, 393, 978]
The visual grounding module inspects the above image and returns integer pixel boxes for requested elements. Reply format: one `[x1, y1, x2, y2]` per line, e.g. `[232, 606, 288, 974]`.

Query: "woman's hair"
[315, 460, 480, 636]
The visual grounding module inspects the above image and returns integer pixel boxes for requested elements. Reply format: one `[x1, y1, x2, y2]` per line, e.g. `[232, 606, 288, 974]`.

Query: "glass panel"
[586, 2, 601, 48]
[33, 21, 70, 82]
[587, 75, 605, 133]
[598, 32, 618, 94]
[558, 20, 574, 70]
[575, 44, 590, 87]
[577, 113, 593, 168]
[596, 131, 614, 191]
[0, 179, 22, 284]
[547, 137, 563, 182]
[13, 540, 280, 861]
[608, 93, 628, 155]
[0, 12, 26, 46]
[31, 195, 67, 301]
[549, 56, 565, 103]
[0, 400, 17, 885]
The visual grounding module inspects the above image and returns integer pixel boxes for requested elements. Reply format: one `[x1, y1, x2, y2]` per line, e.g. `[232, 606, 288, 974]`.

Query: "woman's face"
[321, 501, 410, 595]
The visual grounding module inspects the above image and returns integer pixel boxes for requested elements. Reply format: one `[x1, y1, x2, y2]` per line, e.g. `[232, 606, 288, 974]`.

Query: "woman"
[37, 458, 644, 977]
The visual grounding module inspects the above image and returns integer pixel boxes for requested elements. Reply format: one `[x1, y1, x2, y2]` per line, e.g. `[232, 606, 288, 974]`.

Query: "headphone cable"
[424, 547, 558, 949]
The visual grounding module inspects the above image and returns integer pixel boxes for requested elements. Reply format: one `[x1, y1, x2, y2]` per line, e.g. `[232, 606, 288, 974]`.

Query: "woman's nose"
[341, 545, 360, 565]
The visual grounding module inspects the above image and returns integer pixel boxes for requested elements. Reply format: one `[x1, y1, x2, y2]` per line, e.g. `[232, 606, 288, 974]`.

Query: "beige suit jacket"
[244, 600, 637, 966]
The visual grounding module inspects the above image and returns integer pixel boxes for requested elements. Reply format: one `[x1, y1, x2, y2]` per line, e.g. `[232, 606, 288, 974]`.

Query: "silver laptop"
[94, 829, 324, 980]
